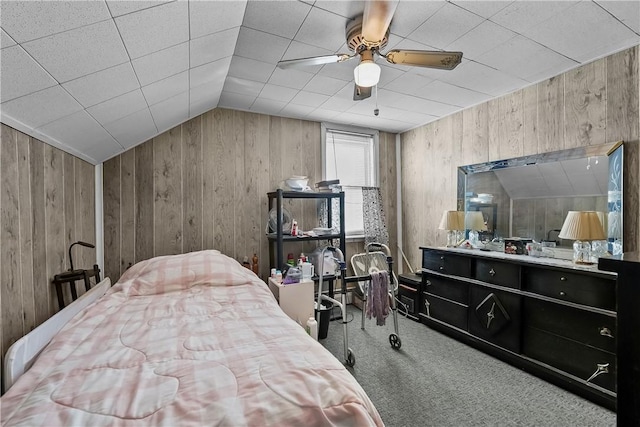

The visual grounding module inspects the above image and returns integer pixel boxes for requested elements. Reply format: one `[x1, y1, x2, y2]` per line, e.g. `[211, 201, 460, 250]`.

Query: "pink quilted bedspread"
[1, 250, 383, 426]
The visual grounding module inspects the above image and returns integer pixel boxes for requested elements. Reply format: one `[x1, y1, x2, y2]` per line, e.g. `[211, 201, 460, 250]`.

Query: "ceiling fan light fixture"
[354, 60, 380, 87]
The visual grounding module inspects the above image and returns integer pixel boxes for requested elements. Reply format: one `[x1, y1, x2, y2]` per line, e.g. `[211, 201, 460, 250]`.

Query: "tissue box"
[504, 238, 533, 255]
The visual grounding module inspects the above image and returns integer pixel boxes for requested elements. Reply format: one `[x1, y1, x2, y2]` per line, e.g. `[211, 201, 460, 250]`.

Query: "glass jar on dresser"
[419, 246, 617, 410]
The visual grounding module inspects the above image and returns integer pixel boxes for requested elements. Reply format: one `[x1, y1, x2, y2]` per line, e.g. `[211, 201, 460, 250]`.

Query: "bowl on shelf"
[285, 176, 309, 191]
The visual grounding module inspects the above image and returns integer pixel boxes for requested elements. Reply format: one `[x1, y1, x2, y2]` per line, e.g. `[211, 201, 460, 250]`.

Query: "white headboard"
[3, 277, 111, 391]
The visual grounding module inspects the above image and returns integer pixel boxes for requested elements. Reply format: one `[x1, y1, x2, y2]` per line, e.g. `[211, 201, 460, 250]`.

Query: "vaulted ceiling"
[1, 1, 639, 164]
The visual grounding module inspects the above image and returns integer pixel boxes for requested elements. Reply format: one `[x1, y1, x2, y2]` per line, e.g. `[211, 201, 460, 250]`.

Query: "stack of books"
[315, 179, 340, 192]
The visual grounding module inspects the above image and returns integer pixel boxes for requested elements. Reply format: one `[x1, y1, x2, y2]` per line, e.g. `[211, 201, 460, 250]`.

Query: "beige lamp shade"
[558, 211, 606, 241]
[465, 211, 487, 231]
[438, 210, 465, 231]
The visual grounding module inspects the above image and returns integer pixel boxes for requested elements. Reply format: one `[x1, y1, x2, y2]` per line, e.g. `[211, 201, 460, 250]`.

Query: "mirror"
[458, 141, 624, 253]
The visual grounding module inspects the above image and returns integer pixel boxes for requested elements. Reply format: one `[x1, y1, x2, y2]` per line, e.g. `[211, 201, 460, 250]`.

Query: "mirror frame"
[457, 141, 624, 251]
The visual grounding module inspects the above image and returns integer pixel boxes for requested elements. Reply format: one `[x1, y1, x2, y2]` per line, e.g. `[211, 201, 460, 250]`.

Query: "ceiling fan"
[276, 0, 463, 101]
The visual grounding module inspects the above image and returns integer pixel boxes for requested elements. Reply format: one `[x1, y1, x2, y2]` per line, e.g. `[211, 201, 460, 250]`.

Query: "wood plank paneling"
[522, 85, 538, 156]
[134, 141, 154, 262]
[213, 109, 235, 257]
[62, 153, 75, 302]
[153, 128, 183, 256]
[232, 111, 246, 261]
[183, 116, 203, 254]
[44, 146, 66, 317]
[120, 149, 135, 273]
[29, 138, 48, 326]
[538, 76, 565, 153]
[564, 59, 606, 148]
[1, 125, 23, 361]
[75, 158, 96, 288]
[103, 156, 120, 282]
[202, 111, 216, 250]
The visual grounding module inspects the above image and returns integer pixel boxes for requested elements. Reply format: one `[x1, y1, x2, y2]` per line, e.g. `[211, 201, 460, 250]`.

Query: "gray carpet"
[321, 305, 615, 427]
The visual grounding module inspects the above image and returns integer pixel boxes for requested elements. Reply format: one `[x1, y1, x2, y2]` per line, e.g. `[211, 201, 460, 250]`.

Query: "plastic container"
[306, 316, 318, 340]
[315, 302, 333, 339]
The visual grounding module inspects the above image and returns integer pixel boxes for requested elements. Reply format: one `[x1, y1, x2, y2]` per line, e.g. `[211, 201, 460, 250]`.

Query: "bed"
[1, 250, 383, 426]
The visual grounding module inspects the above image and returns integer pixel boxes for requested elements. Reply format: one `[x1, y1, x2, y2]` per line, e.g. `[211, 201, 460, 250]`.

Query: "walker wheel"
[389, 334, 401, 349]
[346, 349, 355, 367]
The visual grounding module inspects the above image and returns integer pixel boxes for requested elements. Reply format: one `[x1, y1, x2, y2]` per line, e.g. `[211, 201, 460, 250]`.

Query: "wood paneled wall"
[0, 124, 95, 379]
[401, 46, 640, 270]
[103, 109, 398, 283]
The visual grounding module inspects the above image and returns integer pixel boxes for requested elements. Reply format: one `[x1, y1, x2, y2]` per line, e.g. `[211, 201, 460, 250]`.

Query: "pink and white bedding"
[1, 250, 383, 426]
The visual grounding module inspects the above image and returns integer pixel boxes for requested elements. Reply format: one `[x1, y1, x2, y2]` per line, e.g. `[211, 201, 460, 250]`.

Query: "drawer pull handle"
[439, 266, 444, 271]
[586, 363, 609, 383]
[559, 291, 566, 297]
[440, 256, 444, 260]
[425, 280, 432, 286]
[599, 327, 614, 339]
[424, 299, 431, 317]
[489, 268, 496, 277]
[560, 276, 567, 281]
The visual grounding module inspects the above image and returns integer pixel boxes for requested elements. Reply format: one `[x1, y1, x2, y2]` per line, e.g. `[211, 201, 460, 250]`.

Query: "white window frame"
[321, 123, 379, 239]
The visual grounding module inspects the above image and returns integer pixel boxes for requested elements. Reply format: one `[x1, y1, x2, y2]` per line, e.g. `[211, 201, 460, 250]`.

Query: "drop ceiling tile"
[294, 6, 349, 52]
[243, 0, 311, 38]
[62, 62, 140, 108]
[450, 1, 513, 19]
[407, 2, 484, 50]
[446, 20, 517, 61]
[218, 91, 256, 111]
[234, 27, 291, 64]
[106, 1, 173, 18]
[115, 1, 188, 59]
[250, 98, 287, 115]
[83, 140, 125, 164]
[435, 60, 529, 97]
[320, 86, 360, 112]
[142, 71, 189, 106]
[415, 80, 490, 106]
[132, 42, 189, 86]
[87, 89, 148, 126]
[317, 59, 358, 81]
[150, 91, 189, 133]
[490, 1, 580, 34]
[189, 0, 246, 39]
[312, 1, 364, 19]
[376, 63, 406, 87]
[280, 102, 315, 117]
[268, 68, 315, 90]
[380, 71, 431, 94]
[309, 108, 341, 122]
[190, 27, 239, 68]
[190, 80, 223, 117]
[0, 45, 58, 102]
[104, 108, 158, 149]
[281, 41, 336, 76]
[0, 85, 83, 129]
[190, 57, 232, 89]
[389, 1, 445, 38]
[522, 1, 640, 62]
[303, 74, 349, 96]
[478, 35, 578, 82]
[378, 89, 458, 117]
[259, 84, 299, 102]
[1, 29, 17, 48]
[36, 110, 115, 152]
[22, 20, 129, 83]
[223, 77, 265, 97]
[227, 56, 276, 83]
[0, 1, 111, 43]
[596, 0, 640, 34]
[290, 90, 330, 107]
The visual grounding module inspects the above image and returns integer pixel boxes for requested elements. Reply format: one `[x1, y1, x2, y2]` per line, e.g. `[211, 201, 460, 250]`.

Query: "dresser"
[420, 246, 617, 410]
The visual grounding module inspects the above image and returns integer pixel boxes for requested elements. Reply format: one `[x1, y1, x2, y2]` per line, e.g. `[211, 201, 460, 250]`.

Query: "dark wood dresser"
[420, 246, 618, 410]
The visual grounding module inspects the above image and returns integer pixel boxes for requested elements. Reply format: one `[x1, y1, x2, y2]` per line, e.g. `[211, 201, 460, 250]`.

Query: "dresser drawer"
[475, 259, 520, 289]
[422, 250, 471, 277]
[468, 285, 521, 353]
[421, 293, 468, 331]
[524, 327, 616, 392]
[522, 267, 616, 310]
[423, 274, 469, 304]
[524, 298, 616, 354]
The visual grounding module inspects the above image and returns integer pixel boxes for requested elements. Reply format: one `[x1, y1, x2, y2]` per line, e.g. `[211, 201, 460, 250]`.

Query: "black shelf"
[267, 188, 345, 271]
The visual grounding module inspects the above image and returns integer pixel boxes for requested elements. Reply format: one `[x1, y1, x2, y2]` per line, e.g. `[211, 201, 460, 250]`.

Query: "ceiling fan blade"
[362, 0, 398, 46]
[353, 84, 372, 101]
[385, 50, 463, 70]
[277, 53, 354, 69]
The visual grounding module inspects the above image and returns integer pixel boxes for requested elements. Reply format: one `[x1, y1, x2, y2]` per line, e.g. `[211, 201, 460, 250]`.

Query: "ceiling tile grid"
[0, 0, 638, 165]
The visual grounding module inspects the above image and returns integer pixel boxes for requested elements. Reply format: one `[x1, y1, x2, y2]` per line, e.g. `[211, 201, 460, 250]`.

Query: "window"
[322, 124, 378, 237]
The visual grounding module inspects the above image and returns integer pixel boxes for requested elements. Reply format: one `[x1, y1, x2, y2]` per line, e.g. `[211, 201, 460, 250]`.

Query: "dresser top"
[420, 246, 617, 277]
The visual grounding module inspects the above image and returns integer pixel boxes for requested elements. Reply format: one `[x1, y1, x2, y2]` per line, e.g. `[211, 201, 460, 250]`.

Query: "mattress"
[1, 250, 383, 426]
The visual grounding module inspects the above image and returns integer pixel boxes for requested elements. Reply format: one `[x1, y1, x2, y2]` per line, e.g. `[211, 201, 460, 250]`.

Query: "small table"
[53, 265, 101, 310]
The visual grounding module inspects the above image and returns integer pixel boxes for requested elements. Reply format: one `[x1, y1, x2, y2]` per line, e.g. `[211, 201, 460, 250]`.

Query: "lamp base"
[572, 240, 592, 264]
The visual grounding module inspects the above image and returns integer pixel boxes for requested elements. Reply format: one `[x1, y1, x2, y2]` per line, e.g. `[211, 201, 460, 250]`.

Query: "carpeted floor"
[321, 305, 616, 427]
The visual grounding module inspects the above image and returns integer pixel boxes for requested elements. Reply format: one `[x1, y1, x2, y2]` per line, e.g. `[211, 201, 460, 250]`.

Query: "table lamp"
[438, 210, 465, 247]
[465, 211, 487, 247]
[558, 211, 606, 264]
